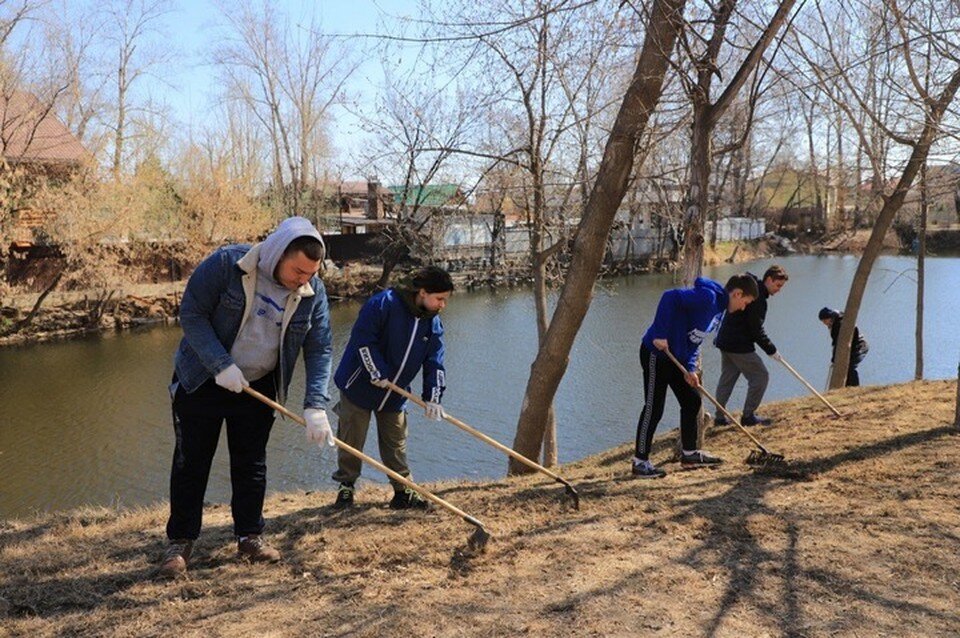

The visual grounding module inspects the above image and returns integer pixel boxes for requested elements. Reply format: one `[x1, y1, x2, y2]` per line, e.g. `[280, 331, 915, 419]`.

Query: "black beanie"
[818, 307, 839, 321]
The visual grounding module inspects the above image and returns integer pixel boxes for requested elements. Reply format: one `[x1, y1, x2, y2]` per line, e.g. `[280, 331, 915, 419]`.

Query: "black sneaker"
[742, 414, 772, 426]
[332, 483, 355, 510]
[389, 487, 430, 510]
[714, 413, 730, 426]
[631, 459, 666, 479]
[680, 450, 724, 469]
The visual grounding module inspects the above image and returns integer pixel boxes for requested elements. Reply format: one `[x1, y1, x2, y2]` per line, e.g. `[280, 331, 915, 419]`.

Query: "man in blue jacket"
[713, 265, 789, 426]
[632, 274, 758, 479]
[331, 266, 452, 510]
[159, 217, 333, 579]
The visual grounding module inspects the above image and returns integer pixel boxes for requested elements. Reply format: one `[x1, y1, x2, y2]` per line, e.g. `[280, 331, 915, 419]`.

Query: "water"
[1, 254, 958, 519]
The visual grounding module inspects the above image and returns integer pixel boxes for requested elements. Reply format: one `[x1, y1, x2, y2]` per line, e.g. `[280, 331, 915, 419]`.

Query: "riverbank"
[0, 237, 788, 347]
[2, 379, 957, 636]
[0, 265, 385, 347]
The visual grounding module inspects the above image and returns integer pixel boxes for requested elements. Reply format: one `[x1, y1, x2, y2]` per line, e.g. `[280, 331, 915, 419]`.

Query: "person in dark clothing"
[631, 274, 759, 479]
[818, 307, 868, 386]
[713, 265, 789, 426]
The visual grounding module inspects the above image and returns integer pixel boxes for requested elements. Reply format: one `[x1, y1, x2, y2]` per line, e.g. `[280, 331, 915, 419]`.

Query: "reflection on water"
[1, 255, 958, 518]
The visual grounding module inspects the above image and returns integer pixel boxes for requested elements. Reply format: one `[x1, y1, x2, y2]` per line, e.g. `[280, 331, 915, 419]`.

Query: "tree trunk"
[681, 105, 711, 287]
[113, 61, 126, 182]
[955, 361, 959, 429]
[830, 68, 960, 389]
[834, 107, 846, 231]
[508, 0, 687, 474]
[915, 160, 926, 380]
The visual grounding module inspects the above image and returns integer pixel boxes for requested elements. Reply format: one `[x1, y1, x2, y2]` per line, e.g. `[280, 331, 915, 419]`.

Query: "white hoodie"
[230, 217, 324, 382]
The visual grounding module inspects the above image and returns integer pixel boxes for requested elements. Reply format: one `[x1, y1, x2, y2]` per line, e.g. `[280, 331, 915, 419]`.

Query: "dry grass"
[2, 380, 959, 637]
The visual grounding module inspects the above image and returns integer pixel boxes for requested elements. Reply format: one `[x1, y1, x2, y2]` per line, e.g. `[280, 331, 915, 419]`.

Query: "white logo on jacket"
[688, 313, 722, 344]
[359, 346, 381, 379]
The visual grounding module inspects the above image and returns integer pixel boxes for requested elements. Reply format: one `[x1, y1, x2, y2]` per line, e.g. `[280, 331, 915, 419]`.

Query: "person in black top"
[713, 265, 789, 426]
[818, 307, 868, 387]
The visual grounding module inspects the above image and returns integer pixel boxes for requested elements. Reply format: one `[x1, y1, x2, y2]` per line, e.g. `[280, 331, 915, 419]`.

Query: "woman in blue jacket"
[331, 266, 453, 509]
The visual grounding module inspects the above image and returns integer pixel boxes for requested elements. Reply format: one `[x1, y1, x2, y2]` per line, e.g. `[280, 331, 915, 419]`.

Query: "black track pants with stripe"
[634, 344, 702, 460]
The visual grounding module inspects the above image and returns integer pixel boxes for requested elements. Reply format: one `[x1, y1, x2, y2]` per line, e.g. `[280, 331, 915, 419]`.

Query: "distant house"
[609, 181, 683, 260]
[389, 183, 467, 212]
[899, 163, 960, 227]
[1, 90, 92, 247]
[333, 178, 395, 235]
[390, 183, 499, 263]
[1, 90, 90, 175]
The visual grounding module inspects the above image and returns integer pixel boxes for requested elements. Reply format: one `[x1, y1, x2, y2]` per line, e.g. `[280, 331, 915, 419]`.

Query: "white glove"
[305, 408, 334, 447]
[771, 351, 783, 362]
[370, 377, 390, 389]
[424, 401, 444, 421]
[214, 364, 248, 393]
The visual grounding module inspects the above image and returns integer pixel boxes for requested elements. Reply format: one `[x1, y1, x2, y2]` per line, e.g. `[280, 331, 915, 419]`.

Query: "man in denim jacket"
[159, 217, 333, 579]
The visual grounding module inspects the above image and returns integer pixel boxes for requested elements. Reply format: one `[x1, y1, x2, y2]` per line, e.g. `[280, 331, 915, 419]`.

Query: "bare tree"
[677, 0, 799, 285]
[509, 0, 687, 472]
[212, 0, 356, 217]
[795, 0, 960, 389]
[353, 58, 487, 287]
[40, 0, 108, 150]
[102, 0, 172, 182]
[417, 0, 628, 465]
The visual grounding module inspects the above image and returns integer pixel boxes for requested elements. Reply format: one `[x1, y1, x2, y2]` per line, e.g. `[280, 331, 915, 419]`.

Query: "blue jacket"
[334, 288, 445, 412]
[173, 244, 333, 409]
[641, 277, 728, 372]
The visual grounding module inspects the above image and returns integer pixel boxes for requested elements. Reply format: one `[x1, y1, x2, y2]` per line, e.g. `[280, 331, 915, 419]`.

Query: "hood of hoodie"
[257, 216, 325, 284]
[693, 276, 728, 308]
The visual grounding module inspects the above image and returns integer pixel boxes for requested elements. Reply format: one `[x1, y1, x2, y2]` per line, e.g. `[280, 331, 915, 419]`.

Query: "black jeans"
[845, 356, 861, 387]
[166, 375, 276, 540]
[635, 345, 702, 460]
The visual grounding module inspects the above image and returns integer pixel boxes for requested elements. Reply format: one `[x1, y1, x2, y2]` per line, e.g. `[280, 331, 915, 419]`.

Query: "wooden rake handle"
[384, 381, 580, 497]
[661, 349, 773, 455]
[776, 355, 842, 417]
[240, 386, 489, 534]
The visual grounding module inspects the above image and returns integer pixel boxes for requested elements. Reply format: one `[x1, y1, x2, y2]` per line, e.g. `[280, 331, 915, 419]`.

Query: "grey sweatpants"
[714, 351, 769, 417]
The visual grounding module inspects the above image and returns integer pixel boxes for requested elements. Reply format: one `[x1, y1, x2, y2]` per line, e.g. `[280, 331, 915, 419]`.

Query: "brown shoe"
[158, 539, 193, 579]
[237, 534, 281, 563]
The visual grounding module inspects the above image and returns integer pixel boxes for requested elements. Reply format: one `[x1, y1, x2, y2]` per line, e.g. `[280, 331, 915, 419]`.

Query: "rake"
[776, 354, 842, 417]
[242, 386, 491, 552]
[662, 349, 786, 468]
[384, 381, 580, 510]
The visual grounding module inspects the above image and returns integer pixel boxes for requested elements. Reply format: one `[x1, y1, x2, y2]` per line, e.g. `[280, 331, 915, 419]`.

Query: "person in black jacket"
[713, 265, 789, 426]
[818, 307, 868, 386]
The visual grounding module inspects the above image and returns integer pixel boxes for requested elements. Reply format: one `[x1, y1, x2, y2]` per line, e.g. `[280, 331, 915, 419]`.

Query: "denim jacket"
[173, 243, 332, 409]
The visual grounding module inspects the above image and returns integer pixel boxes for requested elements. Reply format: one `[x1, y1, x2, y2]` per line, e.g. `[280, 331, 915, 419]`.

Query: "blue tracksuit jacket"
[641, 277, 728, 372]
[334, 288, 445, 412]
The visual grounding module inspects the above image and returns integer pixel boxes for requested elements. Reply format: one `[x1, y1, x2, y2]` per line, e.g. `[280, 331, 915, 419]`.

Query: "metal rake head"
[467, 526, 491, 553]
[745, 449, 787, 468]
[564, 485, 581, 511]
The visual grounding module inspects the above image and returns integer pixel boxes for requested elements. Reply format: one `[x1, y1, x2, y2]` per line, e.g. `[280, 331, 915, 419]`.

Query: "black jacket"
[714, 272, 777, 355]
[830, 315, 868, 364]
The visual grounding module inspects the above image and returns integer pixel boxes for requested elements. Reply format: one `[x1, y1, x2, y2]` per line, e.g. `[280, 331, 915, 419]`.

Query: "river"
[1, 254, 958, 518]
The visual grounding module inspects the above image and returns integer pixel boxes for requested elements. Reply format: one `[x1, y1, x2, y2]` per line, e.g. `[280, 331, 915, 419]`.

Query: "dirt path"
[2, 380, 958, 637]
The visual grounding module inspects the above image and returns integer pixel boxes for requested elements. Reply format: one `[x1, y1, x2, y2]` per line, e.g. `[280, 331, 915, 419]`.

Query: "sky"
[144, 0, 423, 175]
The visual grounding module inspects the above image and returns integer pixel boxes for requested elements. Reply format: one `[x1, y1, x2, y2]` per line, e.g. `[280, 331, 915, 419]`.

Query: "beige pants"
[331, 394, 410, 489]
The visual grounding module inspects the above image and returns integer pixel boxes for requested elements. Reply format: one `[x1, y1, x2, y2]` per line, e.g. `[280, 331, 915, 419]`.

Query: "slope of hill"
[2, 380, 958, 637]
